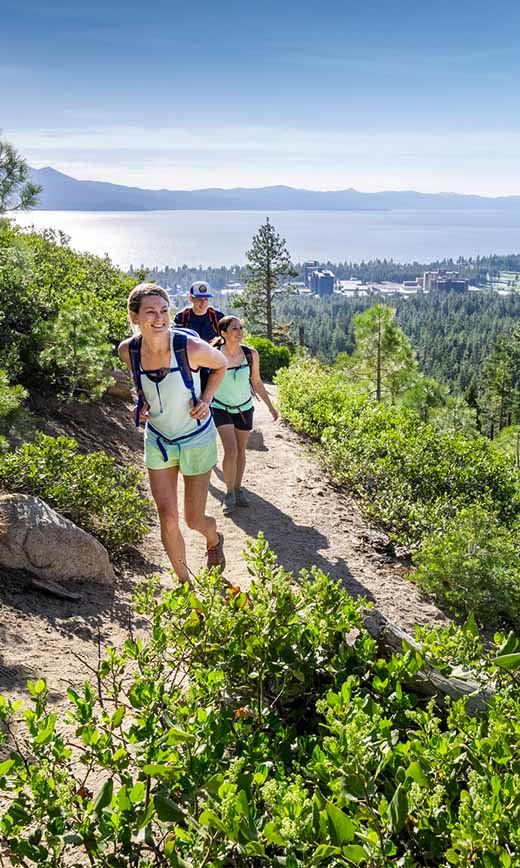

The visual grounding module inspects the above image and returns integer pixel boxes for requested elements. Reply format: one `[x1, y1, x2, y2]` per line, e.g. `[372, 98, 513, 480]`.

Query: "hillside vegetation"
[3, 215, 520, 866]
[2, 539, 520, 867]
[0, 218, 152, 550]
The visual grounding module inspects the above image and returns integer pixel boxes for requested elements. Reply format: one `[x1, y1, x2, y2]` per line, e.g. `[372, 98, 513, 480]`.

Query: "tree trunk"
[361, 610, 494, 716]
[266, 261, 273, 341]
[376, 313, 382, 401]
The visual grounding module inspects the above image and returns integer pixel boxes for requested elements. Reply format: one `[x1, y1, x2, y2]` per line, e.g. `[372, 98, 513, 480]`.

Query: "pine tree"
[0, 137, 41, 212]
[234, 218, 296, 341]
[348, 304, 418, 401]
[40, 298, 114, 400]
[480, 326, 520, 437]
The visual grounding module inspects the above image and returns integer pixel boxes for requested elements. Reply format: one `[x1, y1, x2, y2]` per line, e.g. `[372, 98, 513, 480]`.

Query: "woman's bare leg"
[183, 470, 219, 548]
[217, 424, 239, 493]
[234, 428, 250, 491]
[148, 466, 189, 581]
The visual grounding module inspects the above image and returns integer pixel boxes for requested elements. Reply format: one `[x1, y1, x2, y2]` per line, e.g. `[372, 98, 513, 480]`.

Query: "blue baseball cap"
[189, 281, 213, 298]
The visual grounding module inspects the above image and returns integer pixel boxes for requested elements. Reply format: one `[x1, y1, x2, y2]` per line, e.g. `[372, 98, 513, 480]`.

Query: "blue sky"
[3, 0, 520, 194]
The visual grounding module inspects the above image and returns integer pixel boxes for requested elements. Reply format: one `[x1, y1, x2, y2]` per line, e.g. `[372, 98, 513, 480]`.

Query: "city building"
[303, 260, 320, 287]
[423, 270, 468, 292]
[310, 269, 334, 296]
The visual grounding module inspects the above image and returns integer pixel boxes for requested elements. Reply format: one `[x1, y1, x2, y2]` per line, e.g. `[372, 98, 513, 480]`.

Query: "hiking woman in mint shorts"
[211, 316, 278, 515]
[118, 283, 227, 582]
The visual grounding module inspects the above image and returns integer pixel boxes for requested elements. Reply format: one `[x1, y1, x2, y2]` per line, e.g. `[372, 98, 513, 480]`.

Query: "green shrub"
[0, 219, 133, 396]
[277, 359, 520, 546]
[0, 368, 28, 450]
[0, 433, 152, 551]
[275, 357, 367, 438]
[1, 537, 520, 867]
[326, 407, 519, 544]
[247, 336, 291, 381]
[39, 296, 115, 400]
[414, 506, 520, 624]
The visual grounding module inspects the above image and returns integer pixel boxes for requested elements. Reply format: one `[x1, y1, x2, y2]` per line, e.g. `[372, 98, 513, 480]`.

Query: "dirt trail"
[0, 388, 446, 704]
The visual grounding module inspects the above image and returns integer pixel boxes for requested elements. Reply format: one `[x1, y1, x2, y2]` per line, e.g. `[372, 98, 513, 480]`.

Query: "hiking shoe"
[234, 488, 250, 508]
[222, 492, 236, 515]
[207, 532, 225, 572]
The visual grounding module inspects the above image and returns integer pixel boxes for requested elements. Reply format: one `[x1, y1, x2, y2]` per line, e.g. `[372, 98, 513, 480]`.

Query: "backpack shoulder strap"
[172, 328, 199, 393]
[176, 307, 190, 326]
[208, 307, 220, 333]
[128, 336, 142, 389]
[241, 344, 256, 397]
[172, 329, 203, 425]
[241, 344, 253, 374]
[128, 336, 146, 427]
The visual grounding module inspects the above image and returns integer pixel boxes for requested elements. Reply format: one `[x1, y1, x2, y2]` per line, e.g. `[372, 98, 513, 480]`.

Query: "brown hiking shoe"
[207, 532, 225, 572]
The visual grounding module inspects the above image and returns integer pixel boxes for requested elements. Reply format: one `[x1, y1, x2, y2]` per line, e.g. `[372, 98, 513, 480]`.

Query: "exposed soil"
[0, 389, 447, 705]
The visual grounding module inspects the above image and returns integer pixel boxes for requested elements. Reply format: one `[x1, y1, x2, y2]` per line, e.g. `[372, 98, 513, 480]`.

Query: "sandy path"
[0, 388, 446, 704]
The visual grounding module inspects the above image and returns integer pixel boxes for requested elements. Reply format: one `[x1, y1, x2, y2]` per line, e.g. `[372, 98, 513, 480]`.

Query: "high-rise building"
[303, 260, 319, 287]
[310, 270, 334, 296]
[423, 270, 467, 292]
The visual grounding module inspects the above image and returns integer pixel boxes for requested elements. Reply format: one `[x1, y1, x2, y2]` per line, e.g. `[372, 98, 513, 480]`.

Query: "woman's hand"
[190, 399, 211, 420]
[271, 408, 279, 422]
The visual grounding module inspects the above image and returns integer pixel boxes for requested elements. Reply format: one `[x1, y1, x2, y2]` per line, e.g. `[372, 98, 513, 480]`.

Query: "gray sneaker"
[235, 488, 250, 508]
[222, 492, 236, 515]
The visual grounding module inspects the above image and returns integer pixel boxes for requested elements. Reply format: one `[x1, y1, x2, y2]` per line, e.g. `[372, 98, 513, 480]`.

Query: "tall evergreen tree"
[40, 297, 114, 400]
[480, 326, 520, 437]
[0, 137, 41, 212]
[348, 304, 418, 401]
[234, 217, 296, 341]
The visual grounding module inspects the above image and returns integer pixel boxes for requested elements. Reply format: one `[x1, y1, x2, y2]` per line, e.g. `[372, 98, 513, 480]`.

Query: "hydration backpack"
[128, 328, 199, 427]
[179, 306, 220, 335]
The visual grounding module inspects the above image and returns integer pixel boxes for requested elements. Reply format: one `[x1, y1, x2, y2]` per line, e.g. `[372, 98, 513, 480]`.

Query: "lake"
[12, 209, 520, 270]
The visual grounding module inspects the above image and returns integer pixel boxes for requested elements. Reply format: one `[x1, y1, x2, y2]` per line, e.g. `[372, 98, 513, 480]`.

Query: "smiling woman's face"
[130, 294, 171, 337]
[226, 318, 244, 339]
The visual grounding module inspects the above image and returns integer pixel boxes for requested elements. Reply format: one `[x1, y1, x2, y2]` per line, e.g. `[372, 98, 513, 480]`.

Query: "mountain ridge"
[29, 166, 520, 212]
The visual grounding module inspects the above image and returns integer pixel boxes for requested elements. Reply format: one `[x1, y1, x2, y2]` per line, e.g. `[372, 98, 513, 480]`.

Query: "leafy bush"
[247, 336, 291, 381]
[414, 506, 520, 624]
[39, 296, 115, 400]
[277, 359, 520, 622]
[0, 368, 28, 449]
[277, 360, 520, 547]
[0, 433, 152, 551]
[1, 537, 520, 867]
[275, 357, 367, 439]
[0, 219, 133, 395]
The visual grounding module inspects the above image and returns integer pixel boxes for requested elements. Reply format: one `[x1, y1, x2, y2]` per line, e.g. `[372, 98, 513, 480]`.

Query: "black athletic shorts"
[212, 406, 254, 431]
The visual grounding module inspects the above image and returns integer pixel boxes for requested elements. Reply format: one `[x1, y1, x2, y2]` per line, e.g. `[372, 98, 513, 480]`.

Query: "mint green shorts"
[145, 437, 218, 475]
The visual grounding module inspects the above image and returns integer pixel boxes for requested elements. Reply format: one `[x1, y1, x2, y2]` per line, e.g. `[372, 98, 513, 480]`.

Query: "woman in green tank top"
[211, 316, 278, 515]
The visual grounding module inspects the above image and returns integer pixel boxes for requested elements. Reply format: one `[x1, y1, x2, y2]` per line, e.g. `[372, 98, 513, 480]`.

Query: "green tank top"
[212, 352, 253, 413]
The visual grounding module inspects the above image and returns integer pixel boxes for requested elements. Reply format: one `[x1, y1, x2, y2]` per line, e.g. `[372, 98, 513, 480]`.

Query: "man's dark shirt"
[174, 307, 225, 343]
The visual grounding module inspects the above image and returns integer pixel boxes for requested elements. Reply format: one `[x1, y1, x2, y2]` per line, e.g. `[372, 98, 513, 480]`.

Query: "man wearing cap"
[174, 281, 225, 343]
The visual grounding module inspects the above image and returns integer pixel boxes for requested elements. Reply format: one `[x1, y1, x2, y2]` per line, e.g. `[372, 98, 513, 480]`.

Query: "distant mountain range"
[29, 166, 520, 212]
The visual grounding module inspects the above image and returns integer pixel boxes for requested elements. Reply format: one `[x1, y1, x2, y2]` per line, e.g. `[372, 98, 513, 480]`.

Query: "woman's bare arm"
[117, 338, 132, 369]
[250, 348, 278, 420]
[187, 338, 228, 417]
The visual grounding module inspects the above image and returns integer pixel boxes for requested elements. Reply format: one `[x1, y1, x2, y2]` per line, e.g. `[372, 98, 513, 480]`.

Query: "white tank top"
[141, 331, 202, 440]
